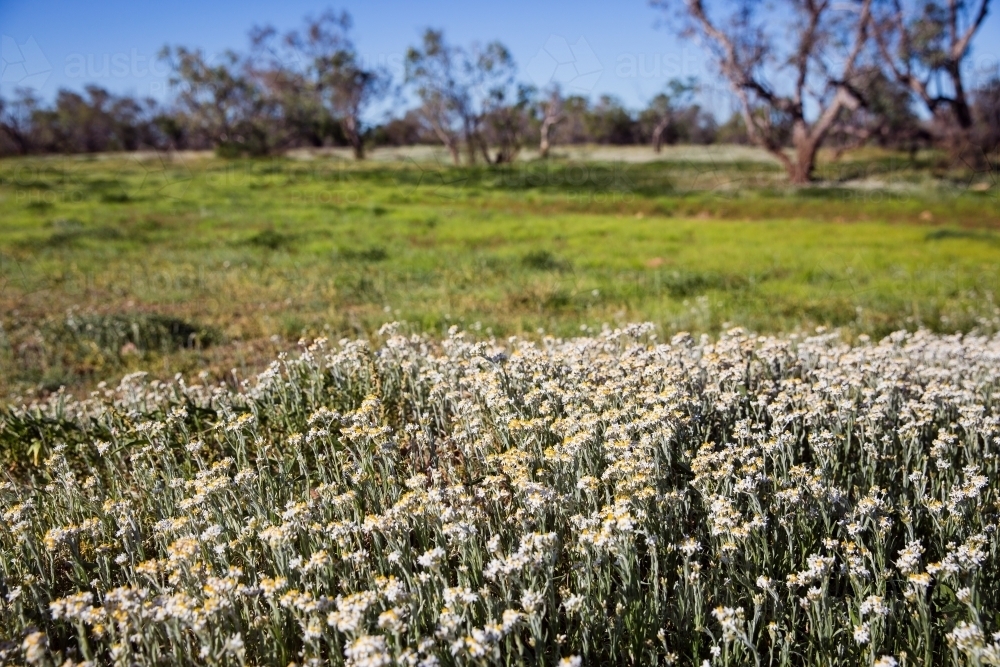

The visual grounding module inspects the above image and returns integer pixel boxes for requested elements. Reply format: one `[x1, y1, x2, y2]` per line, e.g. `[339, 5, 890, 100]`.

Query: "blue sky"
[2, 0, 999, 119]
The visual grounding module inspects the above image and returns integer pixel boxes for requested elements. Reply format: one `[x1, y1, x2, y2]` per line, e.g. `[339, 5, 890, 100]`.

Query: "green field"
[1, 146, 999, 399]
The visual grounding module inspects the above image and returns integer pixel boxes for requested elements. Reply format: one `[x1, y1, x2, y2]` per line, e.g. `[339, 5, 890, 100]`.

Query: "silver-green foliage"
[2, 324, 1000, 666]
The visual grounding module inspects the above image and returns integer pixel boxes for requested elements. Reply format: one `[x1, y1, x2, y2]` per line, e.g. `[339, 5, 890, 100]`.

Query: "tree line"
[1, 3, 998, 182]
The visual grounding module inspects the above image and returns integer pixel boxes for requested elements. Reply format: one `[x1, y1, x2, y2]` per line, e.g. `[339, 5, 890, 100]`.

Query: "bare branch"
[953, 0, 991, 61]
[673, 0, 872, 181]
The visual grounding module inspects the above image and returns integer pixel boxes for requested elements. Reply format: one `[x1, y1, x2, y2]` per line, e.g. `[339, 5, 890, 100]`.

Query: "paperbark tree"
[657, 0, 874, 183]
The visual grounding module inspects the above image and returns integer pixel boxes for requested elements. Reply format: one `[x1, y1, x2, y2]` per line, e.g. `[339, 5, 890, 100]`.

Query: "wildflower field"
[3, 323, 1000, 666]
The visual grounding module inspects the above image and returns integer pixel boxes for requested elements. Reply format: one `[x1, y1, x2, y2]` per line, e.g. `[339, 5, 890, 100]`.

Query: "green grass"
[1, 146, 998, 398]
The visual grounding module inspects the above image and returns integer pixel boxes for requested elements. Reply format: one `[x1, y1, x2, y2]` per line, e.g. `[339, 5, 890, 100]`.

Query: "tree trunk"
[428, 119, 461, 165]
[789, 157, 813, 184]
[788, 125, 821, 184]
[463, 118, 477, 165]
[947, 62, 974, 131]
[934, 112, 978, 168]
[539, 116, 557, 158]
[343, 117, 365, 160]
[652, 117, 670, 154]
[478, 136, 494, 165]
[349, 126, 365, 160]
[789, 143, 815, 183]
[447, 142, 460, 165]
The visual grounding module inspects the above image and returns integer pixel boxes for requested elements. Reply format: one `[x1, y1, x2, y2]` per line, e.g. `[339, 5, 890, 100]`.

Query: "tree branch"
[953, 0, 991, 61]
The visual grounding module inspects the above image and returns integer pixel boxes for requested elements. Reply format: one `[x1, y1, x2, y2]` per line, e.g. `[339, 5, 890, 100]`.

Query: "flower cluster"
[1, 324, 1000, 665]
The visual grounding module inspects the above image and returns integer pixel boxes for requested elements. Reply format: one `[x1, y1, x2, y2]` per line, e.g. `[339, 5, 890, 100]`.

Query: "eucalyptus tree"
[285, 11, 391, 159]
[657, 0, 875, 182]
[158, 46, 269, 155]
[873, 0, 991, 156]
[405, 29, 517, 165]
[644, 77, 698, 153]
[537, 85, 565, 158]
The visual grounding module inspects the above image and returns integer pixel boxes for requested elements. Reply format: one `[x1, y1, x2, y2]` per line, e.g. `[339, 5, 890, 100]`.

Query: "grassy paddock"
[0, 146, 998, 399]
